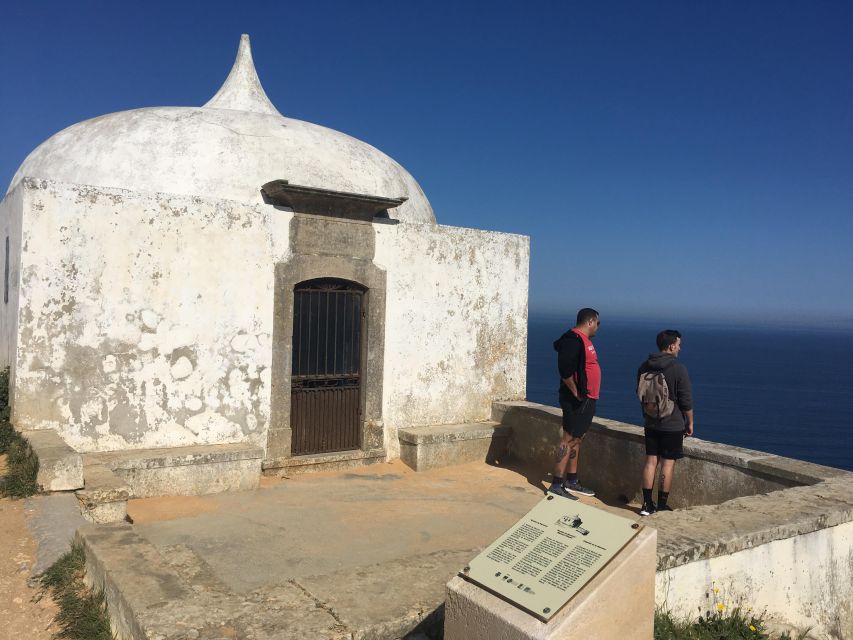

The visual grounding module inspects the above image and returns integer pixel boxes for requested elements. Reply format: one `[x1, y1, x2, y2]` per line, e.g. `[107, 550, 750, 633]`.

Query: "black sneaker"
[564, 481, 595, 497]
[548, 485, 579, 501]
[639, 501, 657, 516]
[657, 504, 674, 512]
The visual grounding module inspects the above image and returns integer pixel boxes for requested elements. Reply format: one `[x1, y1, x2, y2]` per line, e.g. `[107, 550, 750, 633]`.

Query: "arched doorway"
[290, 278, 365, 455]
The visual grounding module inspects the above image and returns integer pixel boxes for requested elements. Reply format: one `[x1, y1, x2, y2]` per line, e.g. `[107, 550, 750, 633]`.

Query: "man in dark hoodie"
[637, 330, 694, 516]
[548, 308, 601, 500]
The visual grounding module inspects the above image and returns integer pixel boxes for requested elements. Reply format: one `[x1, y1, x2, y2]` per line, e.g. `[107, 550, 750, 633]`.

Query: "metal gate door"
[291, 279, 364, 455]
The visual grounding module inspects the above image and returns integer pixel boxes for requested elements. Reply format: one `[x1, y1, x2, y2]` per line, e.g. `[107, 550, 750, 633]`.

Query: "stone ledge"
[264, 448, 386, 476]
[399, 422, 509, 472]
[398, 422, 510, 445]
[76, 463, 130, 524]
[89, 442, 264, 470]
[653, 472, 853, 570]
[20, 429, 83, 491]
[85, 443, 263, 499]
[493, 400, 843, 484]
[747, 455, 847, 485]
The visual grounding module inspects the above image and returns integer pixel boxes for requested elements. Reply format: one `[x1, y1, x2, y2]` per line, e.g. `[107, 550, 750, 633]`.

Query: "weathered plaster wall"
[375, 224, 529, 457]
[0, 184, 24, 374]
[657, 521, 853, 640]
[13, 179, 290, 452]
[12, 179, 529, 459]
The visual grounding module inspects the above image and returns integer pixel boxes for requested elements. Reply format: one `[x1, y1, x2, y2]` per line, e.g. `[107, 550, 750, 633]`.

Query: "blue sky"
[2, 1, 851, 327]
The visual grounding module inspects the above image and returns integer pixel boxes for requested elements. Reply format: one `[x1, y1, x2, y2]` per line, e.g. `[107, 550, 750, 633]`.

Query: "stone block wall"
[492, 400, 845, 508]
[1, 178, 529, 462]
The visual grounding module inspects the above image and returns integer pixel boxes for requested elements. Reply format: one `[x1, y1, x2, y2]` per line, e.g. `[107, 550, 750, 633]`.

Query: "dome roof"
[7, 35, 435, 224]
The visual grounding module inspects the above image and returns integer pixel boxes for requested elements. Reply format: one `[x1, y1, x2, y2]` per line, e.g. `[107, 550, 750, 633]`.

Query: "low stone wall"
[493, 401, 845, 509]
[492, 401, 853, 639]
[87, 443, 263, 498]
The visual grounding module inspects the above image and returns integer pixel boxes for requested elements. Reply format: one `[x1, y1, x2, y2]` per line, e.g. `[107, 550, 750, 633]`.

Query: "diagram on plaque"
[463, 496, 641, 621]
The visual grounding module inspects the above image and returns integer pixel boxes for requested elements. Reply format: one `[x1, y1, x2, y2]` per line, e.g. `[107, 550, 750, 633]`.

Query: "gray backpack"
[637, 366, 675, 419]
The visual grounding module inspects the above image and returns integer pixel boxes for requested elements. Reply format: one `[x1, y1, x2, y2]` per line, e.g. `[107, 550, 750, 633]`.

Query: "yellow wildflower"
[716, 603, 726, 612]
[749, 625, 757, 632]
[713, 587, 720, 594]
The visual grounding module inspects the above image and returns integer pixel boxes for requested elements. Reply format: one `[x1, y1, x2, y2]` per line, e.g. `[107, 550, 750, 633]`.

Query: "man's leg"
[642, 455, 658, 490]
[563, 436, 595, 496]
[563, 399, 596, 496]
[552, 430, 574, 480]
[640, 455, 658, 515]
[655, 430, 684, 511]
[566, 438, 582, 474]
[657, 458, 676, 510]
[549, 430, 580, 500]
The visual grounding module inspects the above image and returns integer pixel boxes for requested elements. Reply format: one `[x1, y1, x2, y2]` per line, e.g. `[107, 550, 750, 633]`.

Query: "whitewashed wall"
[12, 179, 291, 453]
[375, 223, 529, 457]
[656, 521, 853, 639]
[10, 179, 528, 458]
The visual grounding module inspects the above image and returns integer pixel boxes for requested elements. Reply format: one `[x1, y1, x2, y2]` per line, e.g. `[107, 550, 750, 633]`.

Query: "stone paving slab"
[24, 493, 87, 578]
[80, 460, 565, 639]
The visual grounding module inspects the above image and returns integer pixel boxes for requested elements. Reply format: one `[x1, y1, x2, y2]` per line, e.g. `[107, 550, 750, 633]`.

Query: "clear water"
[527, 316, 853, 471]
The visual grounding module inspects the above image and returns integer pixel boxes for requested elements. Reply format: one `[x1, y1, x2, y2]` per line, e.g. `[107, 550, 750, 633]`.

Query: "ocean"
[526, 316, 853, 472]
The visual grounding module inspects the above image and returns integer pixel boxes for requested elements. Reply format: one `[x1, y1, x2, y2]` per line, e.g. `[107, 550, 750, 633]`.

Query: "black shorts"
[644, 428, 684, 460]
[560, 397, 596, 438]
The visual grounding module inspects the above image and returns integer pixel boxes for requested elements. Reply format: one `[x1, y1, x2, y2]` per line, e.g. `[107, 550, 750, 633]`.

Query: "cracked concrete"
[78, 460, 580, 639]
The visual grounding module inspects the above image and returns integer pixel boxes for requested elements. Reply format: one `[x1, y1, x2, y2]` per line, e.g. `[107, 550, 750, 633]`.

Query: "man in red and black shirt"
[548, 308, 601, 500]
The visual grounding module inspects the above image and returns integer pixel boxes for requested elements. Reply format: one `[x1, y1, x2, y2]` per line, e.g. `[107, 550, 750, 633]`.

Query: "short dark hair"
[656, 329, 682, 351]
[576, 308, 599, 326]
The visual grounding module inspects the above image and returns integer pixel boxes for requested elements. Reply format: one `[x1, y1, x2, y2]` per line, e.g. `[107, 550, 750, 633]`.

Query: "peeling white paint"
[375, 222, 529, 457]
[170, 357, 193, 380]
[102, 355, 117, 374]
[7, 180, 290, 453]
[141, 309, 159, 331]
[4, 178, 528, 460]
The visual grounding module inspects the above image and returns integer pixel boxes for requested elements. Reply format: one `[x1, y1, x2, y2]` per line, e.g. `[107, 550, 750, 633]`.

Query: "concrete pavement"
[79, 459, 634, 639]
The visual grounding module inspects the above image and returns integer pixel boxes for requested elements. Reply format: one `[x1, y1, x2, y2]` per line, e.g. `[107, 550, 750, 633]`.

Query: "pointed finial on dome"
[204, 34, 281, 116]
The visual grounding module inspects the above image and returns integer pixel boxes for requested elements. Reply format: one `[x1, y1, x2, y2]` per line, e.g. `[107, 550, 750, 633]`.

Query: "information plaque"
[462, 495, 641, 621]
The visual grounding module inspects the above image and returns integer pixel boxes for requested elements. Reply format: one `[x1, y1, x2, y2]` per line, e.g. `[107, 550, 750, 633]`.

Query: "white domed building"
[0, 36, 528, 493]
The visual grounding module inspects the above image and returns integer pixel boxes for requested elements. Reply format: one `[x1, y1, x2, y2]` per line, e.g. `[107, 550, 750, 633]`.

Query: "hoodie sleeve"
[675, 364, 693, 412]
[557, 337, 582, 380]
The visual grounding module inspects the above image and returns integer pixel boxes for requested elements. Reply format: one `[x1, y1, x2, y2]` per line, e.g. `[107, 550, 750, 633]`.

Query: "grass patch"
[1, 435, 40, 497]
[655, 608, 808, 640]
[40, 540, 114, 640]
[0, 366, 13, 453]
[0, 366, 40, 498]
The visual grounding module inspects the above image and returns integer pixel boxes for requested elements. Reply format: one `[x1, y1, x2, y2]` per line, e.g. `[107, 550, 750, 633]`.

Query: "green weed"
[40, 540, 114, 640]
[655, 607, 808, 640]
[0, 366, 13, 454]
[0, 366, 40, 497]
[1, 435, 40, 497]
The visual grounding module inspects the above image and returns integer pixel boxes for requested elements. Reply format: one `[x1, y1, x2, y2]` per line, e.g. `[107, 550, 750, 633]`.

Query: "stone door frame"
[265, 253, 386, 467]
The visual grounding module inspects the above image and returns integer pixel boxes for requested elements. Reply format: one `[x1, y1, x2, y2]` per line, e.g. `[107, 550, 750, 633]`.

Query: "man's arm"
[676, 366, 694, 436]
[557, 338, 583, 398]
[683, 409, 694, 437]
[562, 377, 581, 400]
